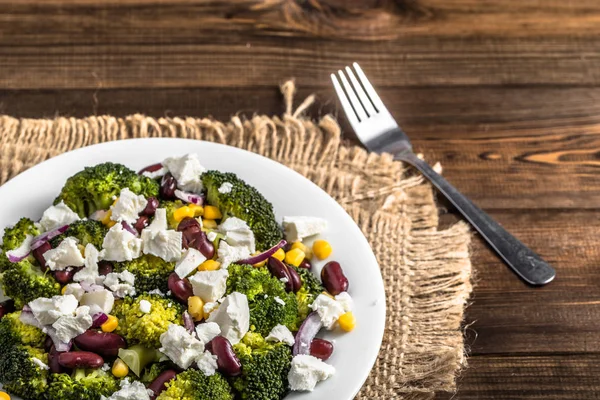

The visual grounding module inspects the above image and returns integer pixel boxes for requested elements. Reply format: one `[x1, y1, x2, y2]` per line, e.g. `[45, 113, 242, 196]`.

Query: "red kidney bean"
[142, 197, 159, 216]
[53, 269, 77, 285]
[32, 241, 52, 271]
[148, 370, 178, 400]
[286, 265, 302, 293]
[207, 336, 242, 377]
[310, 338, 334, 361]
[176, 217, 201, 233]
[268, 258, 293, 292]
[138, 163, 163, 175]
[134, 215, 150, 234]
[44, 335, 54, 352]
[0, 299, 15, 320]
[299, 258, 312, 270]
[321, 261, 349, 295]
[168, 272, 193, 303]
[48, 345, 65, 374]
[188, 231, 215, 259]
[98, 261, 114, 276]
[58, 351, 104, 369]
[160, 173, 177, 199]
[73, 330, 127, 358]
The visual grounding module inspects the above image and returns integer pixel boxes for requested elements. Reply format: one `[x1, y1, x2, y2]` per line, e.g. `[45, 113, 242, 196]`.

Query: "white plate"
[0, 138, 386, 400]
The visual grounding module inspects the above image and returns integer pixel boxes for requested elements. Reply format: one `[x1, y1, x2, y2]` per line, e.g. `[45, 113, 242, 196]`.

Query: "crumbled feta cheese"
[310, 294, 345, 330]
[274, 296, 286, 306]
[195, 322, 221, 344]
[280, 277, 289, 283]
[175, 248, 207, 278]
[218, 182, 233, 194]
[189, 269, 229, 303]
[139, 300, 152, 314]
[282, 216, 328, 242]
[142, 167, 167, 180]
[162, 154, 206, 193]
[266, 324, 295, 346]
[288, 355, 335, 391]
[52, 306, 93, 343]
[101, 363, 111, 371]
[32, 357, 49, 370]
[147, 208, 168, 232]
[206, 231, 217, 242]
[5, 234, 33, 261]
[196, 351, 219, 376]
[43, 237, 85, 271]
[159, 324, 205, 369]
[28, 294, 79, 325]
[80, 289, 115, 314]
[203, 301, 219, 318]
[101, 378, 153, 400]
[110, 188, 148, 224]
[334, 292, 354, 313]
[104, 270, 136, 298]
[141, 211, 182, 262]
[148, 288, 165, 296]
[73, 243, 103, 284]
[39, 201, 80, 232]
[63, 283, 85, 302]
[217, 241, 251, 269]
[218, 217, 256, 253]
[206, 292, 249, 345]
[102, 223, 143, 262]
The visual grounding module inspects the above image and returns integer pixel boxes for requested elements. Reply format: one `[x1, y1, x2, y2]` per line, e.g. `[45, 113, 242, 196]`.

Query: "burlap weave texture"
[0, 81, 472, 399]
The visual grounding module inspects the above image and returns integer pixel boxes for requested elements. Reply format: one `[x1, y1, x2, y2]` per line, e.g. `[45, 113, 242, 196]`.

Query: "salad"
[0, 154, 354, 400]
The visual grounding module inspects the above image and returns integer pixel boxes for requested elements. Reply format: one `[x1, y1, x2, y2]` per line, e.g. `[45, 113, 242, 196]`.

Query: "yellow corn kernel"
[101, 315, 119, 333]
[188, 204, 204, 217]
[202, 219, 218, 229]
[0, 391, 11, 400]
[272, 248, 285, 261]
[173, 206, 195, 223]
[291, 242, 312, 259]
[198, 259, 221, 271]
[203, 205, 222, 220]
[285, 248, 305, 267]
[313, 240, 332, 260]
[338, 312, 356, 332]
[61, 286, 68, 295]
[112, 358, 129, 378]
[101, 210, 116, 227]
[188, 296, 205, 321]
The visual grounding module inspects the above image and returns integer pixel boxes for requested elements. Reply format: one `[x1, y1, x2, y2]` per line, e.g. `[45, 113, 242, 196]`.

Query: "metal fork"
[331, 63, 555, 286]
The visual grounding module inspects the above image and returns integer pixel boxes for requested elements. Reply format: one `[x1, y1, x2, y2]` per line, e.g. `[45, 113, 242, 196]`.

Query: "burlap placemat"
[0, 81, 472, 399]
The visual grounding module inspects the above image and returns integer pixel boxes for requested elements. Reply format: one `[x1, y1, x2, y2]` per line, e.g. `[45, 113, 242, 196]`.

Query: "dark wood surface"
[1, 1, 598, 398]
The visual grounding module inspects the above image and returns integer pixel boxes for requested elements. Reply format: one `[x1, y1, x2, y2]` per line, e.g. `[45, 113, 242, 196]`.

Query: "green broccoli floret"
[294, 266, 324, 320]
[141, 362, 172, 385]
[0, 258, 61, 308]
[49, 219, 108, 249]
[114, 254, 175, 293]
[202, 171, 282, 251]
[1, 217, 40, 252]
[47, 369, 119, 400]
[54, 162, 160, 217]
[226, 264, 298, 336]
[159, 200, 184, 230]
[0, 311, 46, 348]
[113, 294, 184, 348]
[156, 369, 234, 400]
[231, 332, 292, 400]
[4, 373, 48, 400]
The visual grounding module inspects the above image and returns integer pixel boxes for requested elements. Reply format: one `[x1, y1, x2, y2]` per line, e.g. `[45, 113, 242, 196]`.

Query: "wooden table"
[1, 1, 598, 398]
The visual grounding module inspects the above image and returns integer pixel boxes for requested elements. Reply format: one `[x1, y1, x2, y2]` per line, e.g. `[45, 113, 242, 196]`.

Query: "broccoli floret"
[231, 332, 292, 400]
[1, 217, 40, 252]
[159, 200, 184, 230]
[226, 264, 298, 336]
[113, 294, 184, 348]
[49, 219, 108, 249]
[294, 266, 324, 320]
[54, 162, 160, 217]
[114, 254, 175, 293]
[47, 369, 119, 400]
[156, 369, 234, 400]
[202, 171, 282, 251]
[0, 258, 61, 308]
[141, 362, 172, 385]
[4, 373, 48, 400]
[0, 311, 46, 348]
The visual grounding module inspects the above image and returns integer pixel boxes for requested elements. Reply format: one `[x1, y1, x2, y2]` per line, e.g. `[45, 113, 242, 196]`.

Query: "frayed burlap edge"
[0, 81, 472, 399]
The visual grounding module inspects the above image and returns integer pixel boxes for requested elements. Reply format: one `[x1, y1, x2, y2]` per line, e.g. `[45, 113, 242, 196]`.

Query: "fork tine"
[338, 69, 368, 122]
[345, 66, 376, 116]
[330, 73, 360, 128]
[352, 62, 385, 111]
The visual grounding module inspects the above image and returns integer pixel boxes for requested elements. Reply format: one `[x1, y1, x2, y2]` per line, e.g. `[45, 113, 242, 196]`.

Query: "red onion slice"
[293, 312, 323, 356]
[30, 225, 70, 251]
[237, 240, 287, 266]
[174, 190, 204, 205]
[6, 234, 34, 263]
[91, 312, 108, 328]
[182, 311, 195, 333]
[89, 210, 108, 221]
[121, 221, 139, 237]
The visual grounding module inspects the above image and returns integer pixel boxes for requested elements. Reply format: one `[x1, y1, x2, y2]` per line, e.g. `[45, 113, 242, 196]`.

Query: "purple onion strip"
[237, 240, 287, 266]
[174, 189, 204, 205]
[30, 225, 70, 251]
[293, 312, 323, 356]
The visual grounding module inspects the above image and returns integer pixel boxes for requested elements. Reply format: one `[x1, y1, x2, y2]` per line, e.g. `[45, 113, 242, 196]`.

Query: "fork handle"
[397, 152, 556, 286]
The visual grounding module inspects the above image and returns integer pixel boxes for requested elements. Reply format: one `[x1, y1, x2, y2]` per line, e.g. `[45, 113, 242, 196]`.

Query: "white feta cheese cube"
[218, 217, 256, 253]
[266, 324, 295, 346]
[203, 301, 219, 318]
[63, 283, 85, 302]
[196, 351, 218, 377]
[52, 306, 93, 343]
[282, 216, 327, 242]
[101, 378, 153, 400]
[139, 300, 152, 314]
[102, 224, 143, 262]
[147, 208, 168, 232]
[217, 182, 233, 194]
[288, 354, 335, 391]
[141, 227, 182, 263]
[162, 154, 206, 193]
[217, 241, 251, 269]
[189, 269, 229, 303]
[159, 324, 205, 369]
[73, 243, 103, 284]
[310, 294, 345, 330]
[28, 294, 79, 326]
[206, 231, 218, 242]
[142, 167, 167, 180]
[43, 237, 85, 271]
[39, 201, 80, 232]
[80, 289, 115, 314]
[175, 248, 207, 278]
[206, 292, 249, 345]
[110, 188, 148, 224]
[195, 322, 221, 344]
[104, 271, 136, 298]
[334, 292, 354, 313]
